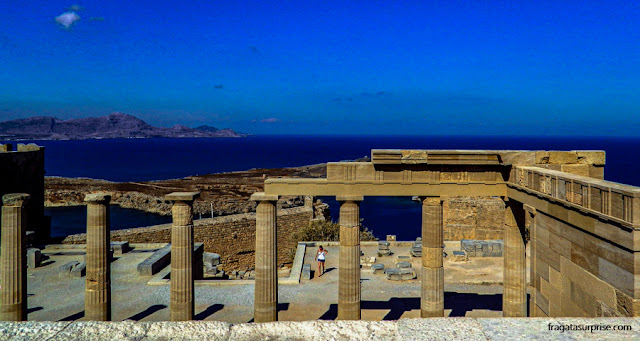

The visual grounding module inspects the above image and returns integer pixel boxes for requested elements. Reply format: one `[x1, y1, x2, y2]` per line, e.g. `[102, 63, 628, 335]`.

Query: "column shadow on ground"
[60, 310, 84, 321]
[195, 304, 224, 320]
[27, 307, 43, 314]
[126, 304, 167, 321]
[247, 303, 290, 323]
[318, 292, 504, 320]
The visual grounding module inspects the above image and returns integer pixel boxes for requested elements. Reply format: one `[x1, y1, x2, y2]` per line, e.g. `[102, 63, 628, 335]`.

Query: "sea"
[5, 135, 640, 240]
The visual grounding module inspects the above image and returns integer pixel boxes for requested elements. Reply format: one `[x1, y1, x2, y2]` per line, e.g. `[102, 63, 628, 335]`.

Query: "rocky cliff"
[0, 113, 245, 140]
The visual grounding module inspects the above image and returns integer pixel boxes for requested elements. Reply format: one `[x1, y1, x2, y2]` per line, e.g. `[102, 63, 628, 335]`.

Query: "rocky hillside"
[0, 113, 245, 140]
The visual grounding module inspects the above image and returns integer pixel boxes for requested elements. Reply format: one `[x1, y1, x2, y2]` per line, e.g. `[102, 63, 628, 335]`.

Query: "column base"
[254, 302, 277, 322]
[421, 267, 444, 318]
[170, 302, 194, 321]
[338, 301, 361, 320]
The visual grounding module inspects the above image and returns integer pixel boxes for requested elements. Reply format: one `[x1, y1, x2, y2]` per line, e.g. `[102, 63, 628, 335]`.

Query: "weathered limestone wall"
[0, 143, 47, 243]
[443, 197, 505, 240]
[62, 206, 313, 271]
[533, 212, 635, 317]
[508, 166, 640, 317]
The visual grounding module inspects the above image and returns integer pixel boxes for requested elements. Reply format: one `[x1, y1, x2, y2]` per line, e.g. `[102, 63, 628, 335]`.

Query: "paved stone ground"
[24, 242, 513, 323]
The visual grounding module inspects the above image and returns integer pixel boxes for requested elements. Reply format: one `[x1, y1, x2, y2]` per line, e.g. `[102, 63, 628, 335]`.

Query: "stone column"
[251, 192, 279, 322]
[84, 193, 112, 321]
[166, 192, 200, 321]
[337, 195, 363, 320]
[420, 196, 444, 317]
[503, 199, 527, 317]
[524, 205, 536, 317]
[0, 193, 30, 321]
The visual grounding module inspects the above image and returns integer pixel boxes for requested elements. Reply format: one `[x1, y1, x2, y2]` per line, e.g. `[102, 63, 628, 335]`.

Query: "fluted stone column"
[503, 199, 527, 317]
[420, 196, 444, 317]
[166, 192, 200, 321]
[251, 192, 278, 322]
[337, 195, 363, 320]
[524, 205, 536, 317]
[0, 193, 30, 321]
[84, 193, 112, 321]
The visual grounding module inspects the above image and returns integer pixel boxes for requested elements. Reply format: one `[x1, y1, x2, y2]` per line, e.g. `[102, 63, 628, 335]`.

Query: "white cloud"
[260, 118, 279, 123]
[55, 12, 80, 29]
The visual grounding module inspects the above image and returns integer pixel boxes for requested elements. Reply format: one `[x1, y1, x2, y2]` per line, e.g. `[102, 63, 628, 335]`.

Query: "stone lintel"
[165, 192, 200, 202]
[84, 193, 112, 203]
[523, 204, 536, 215]
[2, 193, 30, 206]
[336, 195, 364, 202]
[249, 192, 278, 202]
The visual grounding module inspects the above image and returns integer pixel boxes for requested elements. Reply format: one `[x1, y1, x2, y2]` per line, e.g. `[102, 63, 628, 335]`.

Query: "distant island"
[0, 113, 246, 140]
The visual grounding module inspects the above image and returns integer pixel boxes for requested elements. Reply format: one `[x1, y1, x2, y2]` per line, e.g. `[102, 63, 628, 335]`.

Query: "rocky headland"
[45, 163, 328, 216]
[0, 112, 245, 140]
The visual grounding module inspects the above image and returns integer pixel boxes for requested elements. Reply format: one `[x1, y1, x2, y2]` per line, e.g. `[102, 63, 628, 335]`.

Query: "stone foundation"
[2, 318, 640, 340]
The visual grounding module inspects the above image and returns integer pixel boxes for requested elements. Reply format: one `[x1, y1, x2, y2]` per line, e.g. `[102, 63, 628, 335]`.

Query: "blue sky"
[0, 1, 638, 135]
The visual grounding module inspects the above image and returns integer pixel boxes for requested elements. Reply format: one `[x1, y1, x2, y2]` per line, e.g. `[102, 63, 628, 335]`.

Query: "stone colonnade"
[251, 193, 529, 321]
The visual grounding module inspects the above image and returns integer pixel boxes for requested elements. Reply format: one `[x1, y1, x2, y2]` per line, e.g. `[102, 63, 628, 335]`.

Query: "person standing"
[315, 245, 328, 277]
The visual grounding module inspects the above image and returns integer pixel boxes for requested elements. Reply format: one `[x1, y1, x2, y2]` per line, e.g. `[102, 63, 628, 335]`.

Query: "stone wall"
[443, 197, 505, 240]
[62, 206, 313, 271]
[532, 212, 635, 317]
[509, 166, 640, 317]
[0, 143, 48, 242]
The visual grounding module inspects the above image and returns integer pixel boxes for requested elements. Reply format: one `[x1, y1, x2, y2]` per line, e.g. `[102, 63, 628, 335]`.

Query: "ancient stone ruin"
[1, 147, 638, 330]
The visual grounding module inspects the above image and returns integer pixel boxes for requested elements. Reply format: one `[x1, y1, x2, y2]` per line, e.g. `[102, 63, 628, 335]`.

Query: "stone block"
[137, 244, 171, 276]
[205, 265, 218, 275]
[71, 262, 86, 278]
[385, 268, 416, 281]
[110, 241, 130, 256]
[302, 264, 311, 280]
[548, 151, 579, 164]
[396, 255, 411, 262]
[214, 270, 225, 278]
[377, 249, 392, 257]
[452, 251, 468, 262]
[378, 241, 390, 250]
[416, 237, 422, 242]
[27, 248, 41, 269]
[203, 252, 221, 266]
[372, 264, 384, 274]
[58, 261, 81, 278]
[396, 261, 412, 268]
[410, 248, 422, 258]
[386, 235, 396, 241]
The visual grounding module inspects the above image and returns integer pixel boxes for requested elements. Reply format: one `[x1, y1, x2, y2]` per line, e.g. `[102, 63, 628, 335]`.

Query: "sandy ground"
[25, 241, 523, 322]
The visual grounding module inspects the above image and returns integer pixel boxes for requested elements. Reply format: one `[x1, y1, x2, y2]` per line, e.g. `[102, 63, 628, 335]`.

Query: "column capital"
[419, 196, 443, 206]
[250, 192, 279, 202]
[84, 193, 112, 204]
[2, 193, 30, 207]
[165, 192, 200, 203]
[336, 195, 364, 202]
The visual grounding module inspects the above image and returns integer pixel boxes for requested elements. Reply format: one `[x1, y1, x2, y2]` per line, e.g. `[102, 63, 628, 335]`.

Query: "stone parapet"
[2, 318, 640, 340]
[510, 166, 640, 228]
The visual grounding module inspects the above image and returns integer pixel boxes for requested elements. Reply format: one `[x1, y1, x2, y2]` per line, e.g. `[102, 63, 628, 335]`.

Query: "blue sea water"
[6, 135, 640, 239]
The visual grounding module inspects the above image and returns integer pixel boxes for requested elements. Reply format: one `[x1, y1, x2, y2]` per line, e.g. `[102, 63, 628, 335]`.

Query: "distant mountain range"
[0, 113, 246, 140]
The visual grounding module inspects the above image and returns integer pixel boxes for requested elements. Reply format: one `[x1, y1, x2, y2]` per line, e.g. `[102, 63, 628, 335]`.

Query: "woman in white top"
[314, 245, 328, 277]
